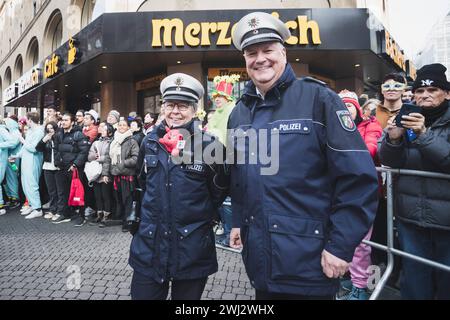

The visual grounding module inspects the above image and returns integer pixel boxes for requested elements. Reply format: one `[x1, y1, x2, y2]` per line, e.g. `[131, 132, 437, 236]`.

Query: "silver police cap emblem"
[175, 77, 184, 91]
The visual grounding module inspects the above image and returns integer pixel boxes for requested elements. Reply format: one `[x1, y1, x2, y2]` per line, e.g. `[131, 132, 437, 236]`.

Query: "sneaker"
[215, 225, 224, 236]
[336, 285, 371, 300]
[0, 209, 6, 216]
[25, 210, 43, 219]
[84, 207, 95, 217]
[52, 215, 71, 224]
[44, 212, 54, 219]
[6, 199, 21, 210]
[20, 207, 33, 216]
[51, 214, 61, 221]
[73, 217, 86, 227]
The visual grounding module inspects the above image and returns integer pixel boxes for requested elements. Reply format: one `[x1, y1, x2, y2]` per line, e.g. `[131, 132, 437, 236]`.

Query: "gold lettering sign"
[18, 67, 41, 94]
[151, 12, 321, 48]
[68, 37, 81, 65]
[385, 30, 406, 72]
[44, 54, 62, 79]
[208, 68, 249, 81]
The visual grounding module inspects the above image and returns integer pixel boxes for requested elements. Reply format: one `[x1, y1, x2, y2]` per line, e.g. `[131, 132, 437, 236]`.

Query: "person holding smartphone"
[379, 63, 450, 300]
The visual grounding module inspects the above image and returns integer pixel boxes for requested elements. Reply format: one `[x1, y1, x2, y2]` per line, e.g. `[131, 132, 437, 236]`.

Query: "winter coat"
[54, 126, 90, 169]
[227, 63, 378, 296]
[379, 101, 450, 230]
[87, 136, 112, 182]
[129, 120, 228, 282]
[109, 136, 139, 176]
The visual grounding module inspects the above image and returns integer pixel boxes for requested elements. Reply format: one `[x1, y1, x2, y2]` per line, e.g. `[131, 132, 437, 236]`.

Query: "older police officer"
[129, 73, 228, 300]
[228, 12, 378, 299]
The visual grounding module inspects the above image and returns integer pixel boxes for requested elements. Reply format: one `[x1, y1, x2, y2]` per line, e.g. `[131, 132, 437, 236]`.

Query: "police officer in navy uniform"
[228, 12, 379, 299]
[128, 73, 228, 300]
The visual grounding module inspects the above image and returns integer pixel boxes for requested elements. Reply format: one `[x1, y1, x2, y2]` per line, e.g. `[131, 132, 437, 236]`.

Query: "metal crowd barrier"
[365, 167, 450, 300]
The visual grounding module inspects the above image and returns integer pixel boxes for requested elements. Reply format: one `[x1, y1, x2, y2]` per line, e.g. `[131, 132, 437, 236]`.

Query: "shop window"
[206, 68, 249, 111]
[52, 19, 62, 52]
[44, 10, 63, 56]
[81, 0, 96, 28]
[143, 93, 162, 115]
[4, 67, 12, 87]
[26, 37, 39, 68]
[14, 55, 23, 79]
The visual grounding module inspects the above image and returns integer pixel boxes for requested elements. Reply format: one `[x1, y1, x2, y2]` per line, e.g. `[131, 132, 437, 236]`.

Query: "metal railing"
[365, 167, 450, 300]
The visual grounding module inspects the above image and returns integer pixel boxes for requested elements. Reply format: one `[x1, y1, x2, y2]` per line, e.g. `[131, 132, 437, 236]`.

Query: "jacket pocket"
[130, 223, 157, 267]
[268, 214, 325, 281]
[176, 221, 215, 272]
[145, 155, 158, 169]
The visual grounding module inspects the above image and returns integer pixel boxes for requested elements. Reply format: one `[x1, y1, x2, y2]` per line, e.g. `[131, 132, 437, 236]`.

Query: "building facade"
[1, 0, 411, 119]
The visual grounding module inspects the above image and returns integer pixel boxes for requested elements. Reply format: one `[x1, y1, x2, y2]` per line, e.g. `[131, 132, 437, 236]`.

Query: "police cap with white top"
[232, 12, 291, 51]
[160, 73, 205, 104]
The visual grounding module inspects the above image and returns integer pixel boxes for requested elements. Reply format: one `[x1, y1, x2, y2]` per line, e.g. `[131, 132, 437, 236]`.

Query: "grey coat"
[87, 137, 112, 182]
[379, 102, 450, 230]
[110, 136, 139, 176]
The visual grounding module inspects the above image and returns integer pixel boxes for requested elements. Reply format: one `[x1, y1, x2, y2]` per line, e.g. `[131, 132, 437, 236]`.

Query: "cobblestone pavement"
[0, 209, 254, 300]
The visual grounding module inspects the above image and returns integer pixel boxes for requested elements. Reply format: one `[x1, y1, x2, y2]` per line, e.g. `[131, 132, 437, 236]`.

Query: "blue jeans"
[219, 197, 232, 241]
[397, 220, 450, 300]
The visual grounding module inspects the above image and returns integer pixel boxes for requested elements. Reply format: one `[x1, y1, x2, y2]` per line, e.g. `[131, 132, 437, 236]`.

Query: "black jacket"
[54, 126, 90, 169]
[129, 120, 228, 282]
[227, 64, 378, 296]
[132, 131, 145, 148]
[379, 101, 450, 230]
[36, 138, 57, 164]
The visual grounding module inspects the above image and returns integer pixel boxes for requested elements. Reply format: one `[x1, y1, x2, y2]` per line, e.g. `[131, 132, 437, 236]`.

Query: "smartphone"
[395, 103, 422, 128]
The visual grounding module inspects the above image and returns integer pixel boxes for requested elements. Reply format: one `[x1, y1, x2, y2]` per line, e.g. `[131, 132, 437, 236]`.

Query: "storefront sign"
[18, 65, 42, 94]
[44, 54, 63, 79]
[384, 30, 406, 72]
[68, 37, 81, 65]
[136, 74, 166, 91]
[151, 11, 321, 48]
[208, 68, 249, 81]
[3, 84, 18, 103]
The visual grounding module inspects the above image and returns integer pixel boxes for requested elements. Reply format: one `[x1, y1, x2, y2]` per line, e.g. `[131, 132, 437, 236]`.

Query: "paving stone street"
[0, 208, 400, 300]
[0, 209, 254, 300]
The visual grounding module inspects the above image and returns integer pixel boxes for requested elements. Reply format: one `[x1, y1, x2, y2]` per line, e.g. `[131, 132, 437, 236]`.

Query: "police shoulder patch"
[336, 110, 356, 132]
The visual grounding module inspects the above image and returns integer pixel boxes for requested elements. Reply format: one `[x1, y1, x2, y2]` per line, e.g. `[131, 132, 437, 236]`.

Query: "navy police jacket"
[227, 64, 378, 296]
[129, 120, 228, 283]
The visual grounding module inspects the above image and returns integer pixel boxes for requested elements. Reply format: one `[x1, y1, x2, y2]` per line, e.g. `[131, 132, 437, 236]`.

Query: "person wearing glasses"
[74, 110, 85, 129]
[129, 73, 229, 300]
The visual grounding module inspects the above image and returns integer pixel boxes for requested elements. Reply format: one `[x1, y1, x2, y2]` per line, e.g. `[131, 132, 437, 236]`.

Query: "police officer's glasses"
[381, 82, 406, 91]
[164, 102, 191, 112]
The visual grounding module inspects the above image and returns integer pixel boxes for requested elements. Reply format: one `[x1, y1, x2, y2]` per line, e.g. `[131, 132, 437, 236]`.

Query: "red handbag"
[68, 168, 85, 206]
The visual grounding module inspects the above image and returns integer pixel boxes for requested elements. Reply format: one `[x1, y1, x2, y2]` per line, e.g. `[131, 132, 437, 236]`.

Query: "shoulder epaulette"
[302, 76, 327, 86]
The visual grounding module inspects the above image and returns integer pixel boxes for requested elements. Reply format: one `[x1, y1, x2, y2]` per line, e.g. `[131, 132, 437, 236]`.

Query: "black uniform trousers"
[131, 271, 207, 300]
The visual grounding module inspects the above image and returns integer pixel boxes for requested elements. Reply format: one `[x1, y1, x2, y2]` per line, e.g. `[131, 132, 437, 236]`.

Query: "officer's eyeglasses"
[381, 82, 406, 91]
[164, 102, 191, 112]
